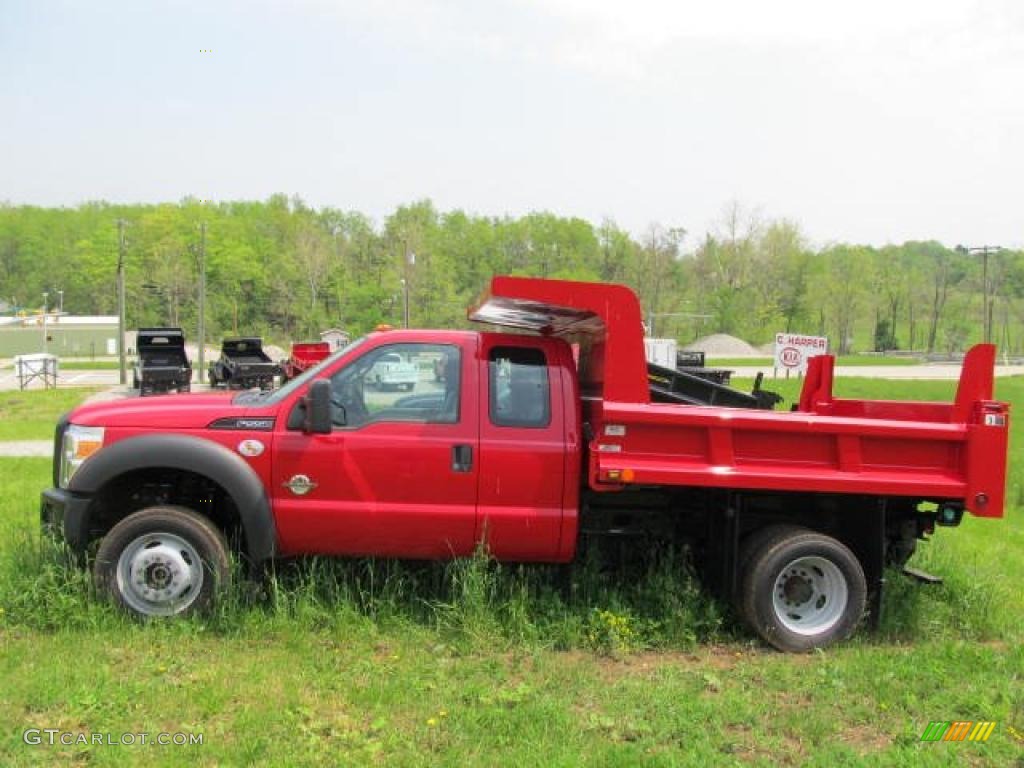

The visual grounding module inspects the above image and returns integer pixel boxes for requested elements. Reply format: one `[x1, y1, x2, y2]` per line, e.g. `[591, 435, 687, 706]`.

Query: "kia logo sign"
[773, 333, 828, 373]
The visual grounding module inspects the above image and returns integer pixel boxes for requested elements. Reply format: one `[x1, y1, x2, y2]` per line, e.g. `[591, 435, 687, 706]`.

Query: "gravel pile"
[683, 333, 760, 356]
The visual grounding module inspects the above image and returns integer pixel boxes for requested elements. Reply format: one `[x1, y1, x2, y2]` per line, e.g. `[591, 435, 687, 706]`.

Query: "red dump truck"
[281, 342, 331, 381]
[41, 277, 1009, 651]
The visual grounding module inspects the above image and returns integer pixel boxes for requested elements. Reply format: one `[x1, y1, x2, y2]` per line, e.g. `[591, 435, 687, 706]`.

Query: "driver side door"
[272, 339, 480, 559]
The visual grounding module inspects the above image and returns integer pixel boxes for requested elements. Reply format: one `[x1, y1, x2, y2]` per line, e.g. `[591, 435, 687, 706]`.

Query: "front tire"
[94, 506, 230, 619]
[739, 527, 866, 652]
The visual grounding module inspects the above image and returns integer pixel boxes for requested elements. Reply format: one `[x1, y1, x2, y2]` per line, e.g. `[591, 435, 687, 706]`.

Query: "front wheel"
[739, 527, 866, 652]
[94, 506, 230, 619]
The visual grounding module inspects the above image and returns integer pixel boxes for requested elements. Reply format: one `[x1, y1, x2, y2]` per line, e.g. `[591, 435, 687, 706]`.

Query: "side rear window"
[489, 346, 550, 428]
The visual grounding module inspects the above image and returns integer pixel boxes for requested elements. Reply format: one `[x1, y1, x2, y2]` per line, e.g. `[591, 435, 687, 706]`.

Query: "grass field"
[0, 389, 101, 441]
[1, 382, 1022, 765]
[708, 355, 922, 368]
[57, 361, 126, 371]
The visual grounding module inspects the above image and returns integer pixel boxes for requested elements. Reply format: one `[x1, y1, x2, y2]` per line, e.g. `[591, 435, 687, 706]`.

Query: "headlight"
[60, 425, 105, 488]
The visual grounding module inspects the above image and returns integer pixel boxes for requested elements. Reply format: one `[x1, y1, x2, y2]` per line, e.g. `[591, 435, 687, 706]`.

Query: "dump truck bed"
[282, 342, 331, 379]
[470, 276, 1009, 518]
[209, 338, 281, 389]
[134, 327, 191, 394]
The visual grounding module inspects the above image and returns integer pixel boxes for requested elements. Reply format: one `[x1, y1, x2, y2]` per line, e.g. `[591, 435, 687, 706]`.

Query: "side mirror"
[304, 379, 334, 434]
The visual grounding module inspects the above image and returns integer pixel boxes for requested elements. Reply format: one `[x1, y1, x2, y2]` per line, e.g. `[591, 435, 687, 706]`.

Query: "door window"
[328, 343, 461, 428]
[488, 346, 550, 428]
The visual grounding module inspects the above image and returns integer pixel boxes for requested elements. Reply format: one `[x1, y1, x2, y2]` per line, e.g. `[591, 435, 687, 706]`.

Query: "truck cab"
[264, 330, 580, 562]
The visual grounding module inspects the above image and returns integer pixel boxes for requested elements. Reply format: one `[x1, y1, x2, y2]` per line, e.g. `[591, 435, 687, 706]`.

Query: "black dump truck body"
[133, 327, 191, 396]
[675, 350, 735, 386]
[647, 361, 782, 410]
[208, 337, 280, 390]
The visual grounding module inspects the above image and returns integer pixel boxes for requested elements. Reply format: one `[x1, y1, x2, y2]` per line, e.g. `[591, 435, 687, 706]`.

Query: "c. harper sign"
[774, 333, 828, 373]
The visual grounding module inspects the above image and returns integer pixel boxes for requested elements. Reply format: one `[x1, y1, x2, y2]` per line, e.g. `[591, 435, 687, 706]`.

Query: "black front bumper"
[40, 487, 93, 554]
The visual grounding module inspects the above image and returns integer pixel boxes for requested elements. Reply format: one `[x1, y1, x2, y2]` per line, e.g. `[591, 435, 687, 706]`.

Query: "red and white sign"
[773, 333, 828, 373]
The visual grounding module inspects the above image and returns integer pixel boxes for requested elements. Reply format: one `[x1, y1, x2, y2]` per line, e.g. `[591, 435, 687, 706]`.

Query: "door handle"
[452, 444, 473, 472]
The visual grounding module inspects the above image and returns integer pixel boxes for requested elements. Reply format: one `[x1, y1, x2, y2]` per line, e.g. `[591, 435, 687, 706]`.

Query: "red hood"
[68, 392, 266, 430]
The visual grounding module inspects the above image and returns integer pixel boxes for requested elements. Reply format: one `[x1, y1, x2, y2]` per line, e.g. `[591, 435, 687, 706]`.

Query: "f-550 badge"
[284, 475, 318, 495]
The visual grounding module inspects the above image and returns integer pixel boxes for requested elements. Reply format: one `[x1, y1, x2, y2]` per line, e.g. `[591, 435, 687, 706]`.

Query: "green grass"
[732, 375, 963, 410]
[835, 354, 923, 366]
[1, 378, 1023, 764]
[708, 355, 922, 368]
[0, 389, 100, 441]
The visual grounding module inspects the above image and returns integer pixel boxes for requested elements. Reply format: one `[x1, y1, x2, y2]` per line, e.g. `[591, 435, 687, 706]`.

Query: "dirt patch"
[839, 724, 892, 753]
[556, 643, 767, 685]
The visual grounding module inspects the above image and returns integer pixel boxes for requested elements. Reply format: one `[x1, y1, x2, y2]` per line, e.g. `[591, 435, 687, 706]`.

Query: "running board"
[902, 566, 944, 585]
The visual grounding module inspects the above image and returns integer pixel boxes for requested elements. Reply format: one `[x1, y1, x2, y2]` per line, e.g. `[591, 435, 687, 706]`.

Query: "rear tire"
[733, 524, 803, 611]
[739, 527, 866, 652]
[94, 506, 230, 619]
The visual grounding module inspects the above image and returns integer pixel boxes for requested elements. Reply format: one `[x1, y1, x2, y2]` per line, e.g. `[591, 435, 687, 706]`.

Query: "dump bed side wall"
[586, 399, 1006, 518]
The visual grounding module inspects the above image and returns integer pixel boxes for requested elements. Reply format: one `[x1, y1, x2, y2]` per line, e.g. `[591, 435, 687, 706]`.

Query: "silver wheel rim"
[772, 555, 848, 636]
[115, 532, 205, 616]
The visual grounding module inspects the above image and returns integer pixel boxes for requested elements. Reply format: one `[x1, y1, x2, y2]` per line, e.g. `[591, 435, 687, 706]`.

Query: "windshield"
[233, 336, 367, 406]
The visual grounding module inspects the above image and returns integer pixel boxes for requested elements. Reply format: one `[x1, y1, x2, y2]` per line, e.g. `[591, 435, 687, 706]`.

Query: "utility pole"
[401, 241, 414, 329]
[956, 245, 1003, 344]
[42, 291, 49, 353]
[117, 219, 127, 385]
[197, 221, 207, 384]
[400, 278, 410, 329]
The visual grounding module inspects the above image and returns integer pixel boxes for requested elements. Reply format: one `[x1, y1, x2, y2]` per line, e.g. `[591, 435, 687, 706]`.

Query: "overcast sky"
[1, 0, 1021, 247]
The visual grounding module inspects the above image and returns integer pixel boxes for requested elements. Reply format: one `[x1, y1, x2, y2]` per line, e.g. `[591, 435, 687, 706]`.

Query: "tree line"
[1, 196, 1021, 355]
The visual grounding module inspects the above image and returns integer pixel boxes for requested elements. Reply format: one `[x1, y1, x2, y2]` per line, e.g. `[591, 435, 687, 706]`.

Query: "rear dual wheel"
[738, 526, 866, 652]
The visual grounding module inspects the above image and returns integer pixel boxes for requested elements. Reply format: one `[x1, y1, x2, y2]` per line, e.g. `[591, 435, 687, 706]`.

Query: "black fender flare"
[69, 433, 277, 562]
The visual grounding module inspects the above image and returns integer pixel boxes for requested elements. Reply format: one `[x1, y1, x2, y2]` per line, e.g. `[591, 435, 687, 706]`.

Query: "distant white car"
[369, 352, 418, 391]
